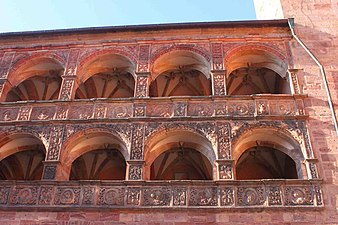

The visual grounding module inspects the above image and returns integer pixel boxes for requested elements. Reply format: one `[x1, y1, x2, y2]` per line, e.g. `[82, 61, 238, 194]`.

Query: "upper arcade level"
[0, 19, 306, 123]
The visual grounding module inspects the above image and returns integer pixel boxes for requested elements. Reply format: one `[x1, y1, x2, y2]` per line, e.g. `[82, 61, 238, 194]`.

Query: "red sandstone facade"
[0, 1, 337, 224]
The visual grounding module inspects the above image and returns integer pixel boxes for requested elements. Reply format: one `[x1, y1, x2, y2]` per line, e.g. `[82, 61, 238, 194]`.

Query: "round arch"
[144, 129, 216, 180]
[74, 52, 136, 99]
[0, 132, 46, 180]
[3, 56, 64, 102]
[57, 128, 129, 180]
[232, 127, 305, 179]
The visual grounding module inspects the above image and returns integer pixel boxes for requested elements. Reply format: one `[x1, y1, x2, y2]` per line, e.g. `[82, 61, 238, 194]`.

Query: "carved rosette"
[189, 187, 217, 206]
[98, 187, 124, 206]
[220, 187, 234, 206]
[284, 186, 314, 206]
[237, 186, 265, 206]
[9, 187, 39, 205]
[54, 187, 81, 205]
[143, 187, 171, 206]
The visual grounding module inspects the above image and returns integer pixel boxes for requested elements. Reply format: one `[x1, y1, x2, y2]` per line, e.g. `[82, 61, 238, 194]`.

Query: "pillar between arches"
[304, 158, 319, 179]
[127, 160, 145, 180]
[42, 161, 59, 180]
[211, 70, 227, 96]
[216, 159, 234, 180]
[134, 72, 150, 98]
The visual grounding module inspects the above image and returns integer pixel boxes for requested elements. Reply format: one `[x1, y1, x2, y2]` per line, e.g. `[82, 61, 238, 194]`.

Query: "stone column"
[211, 70, 227, 96]
[216, 160, 234, 180]
[0, 52, 15, 101]
[58, 49, 80, 100]
[287, 69, 301, 95]
[134, 72, 150, 98]
[127, 160, 145, 180]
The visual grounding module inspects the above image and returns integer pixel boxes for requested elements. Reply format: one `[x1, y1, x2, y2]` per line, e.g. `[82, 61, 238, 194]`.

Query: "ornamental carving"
[189, 187, 217, 206]
[69, 105, 93, 119]
[143, 188, 171, 206]
[0, 187, 10, 205]
[59, 79, 74, 100]
[173, 187, 187, 206]
[55, 104, 69, 120]
[0, 108, 19, 121]
[314, 185, 323, 206]
[174, 102, 187, 117]
[218, 163, 233, 179]
[285, 186, 314, 205]
[147, 103, 172, 117]
[42, 165, 57, 180]
[268, 186, 282, 205]
[126, 188, 141, 206]
[10, 187, 38, 205]
[131, 124, 145, 160]
[269, 100, 295, 116]
[128, 164, 143, 180]
[137, 45, 150, 72]
[134, 103, 146, 117]
[98, 187, 124, 206]
[93, 104, 107, 119]
[47, 126, 64, 160]
[256, 99, 269, 115]
[17, 106, 32, 120]
[220, 187, 234, 206]
[217, 122, 231, 159]
[54, 187, 81, 205]
[212, 73, 226, 95]
[108, 104, 132, 118]
[82, 187, 95, 205]
[38, 186, 54, 205]
[211, 43, 224, 70]
[188, 102, 212, 117]
[237, 187, 265, 206]
[31, 107, 56, 121]
[135, 76, 148, 98]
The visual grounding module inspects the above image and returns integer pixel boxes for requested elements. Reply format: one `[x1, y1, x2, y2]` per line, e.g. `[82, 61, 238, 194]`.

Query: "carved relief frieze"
[268, 186, 282, 206]
[133, 103, 146, 117]
[0, 187, 10, 205]
[69, 105, 93, 120]
[82, 186, 95, 205]
[38, 186, 54, 205]
[173, 102, 187, 117]
[0, 107, 19, 121]
[189, 187, 217, 206]
[285, 186, 314, 206]
[98, 187, 124, 206]
[9, 186, 39, 205]
[126, 187, 141, 206]
[143, 187, 171, 206]
[107, 104, 132, 119]
[93, 104, 107, 119]
[17, 106, 32, 121]
[147, 103, 172, 117]
[269, 100, 296, 116]
[55, 104, 69, 120]
[54, 187, 81, 205]
[173, 187, 187, 206]
[31, 106, 56, 121]
[220, 187, 234, 206]
[46, 126, 64, 161]
[237, 186, 265, 206]
[188, 102, 212, 117]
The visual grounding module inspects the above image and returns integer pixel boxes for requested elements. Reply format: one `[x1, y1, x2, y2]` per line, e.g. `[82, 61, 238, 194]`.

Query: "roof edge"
[0, 19, 290, 37]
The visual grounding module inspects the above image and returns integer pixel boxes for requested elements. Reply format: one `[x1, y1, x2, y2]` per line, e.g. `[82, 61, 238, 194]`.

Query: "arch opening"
[75, 54, 135, 99]
[145, 130, 215, 180]
[70, 148, 126, 180]
[236, 146, 298, 180]
[0, 133, 46, 180]
[226, 49, 290, 95]
[150, 51, 211, 97]
[6, 58, 63, 102]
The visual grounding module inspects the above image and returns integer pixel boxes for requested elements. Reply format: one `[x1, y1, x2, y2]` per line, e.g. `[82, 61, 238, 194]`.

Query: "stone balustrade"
[0, 179, 322, 210]
[0, 95, 306, 123]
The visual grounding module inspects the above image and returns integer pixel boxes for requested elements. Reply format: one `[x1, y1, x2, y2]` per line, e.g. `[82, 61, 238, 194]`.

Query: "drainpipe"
[288, 18, 338, 136]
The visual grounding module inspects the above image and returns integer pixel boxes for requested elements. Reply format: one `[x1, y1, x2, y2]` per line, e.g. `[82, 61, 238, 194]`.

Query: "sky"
[0, 0, 256, 33]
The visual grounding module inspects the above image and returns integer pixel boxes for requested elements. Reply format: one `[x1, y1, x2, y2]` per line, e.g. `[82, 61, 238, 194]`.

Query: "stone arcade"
[0, 1, 337, 224]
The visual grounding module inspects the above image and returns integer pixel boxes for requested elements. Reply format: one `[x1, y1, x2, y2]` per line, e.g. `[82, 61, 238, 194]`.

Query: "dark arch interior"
[149, 68, 211, 97]
[236, 146, 298, 180]
[0, 148, 45, 180]
[150, 147, 212, 180]
[75, 71, 135, 99]
[70, 148, 126, 180]
[6, 73, 62, 102]
[227, 67, 290, 95]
